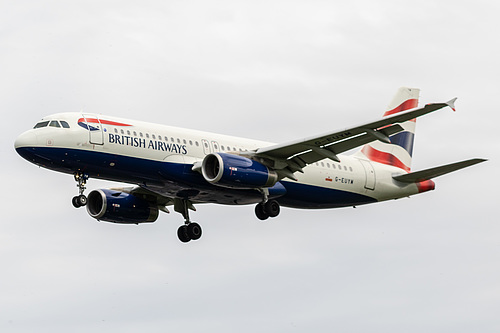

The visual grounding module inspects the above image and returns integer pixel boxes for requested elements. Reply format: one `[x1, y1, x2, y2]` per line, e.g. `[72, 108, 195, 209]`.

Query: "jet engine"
[202, 153, 278, 189]
[86, 189, 159, 224]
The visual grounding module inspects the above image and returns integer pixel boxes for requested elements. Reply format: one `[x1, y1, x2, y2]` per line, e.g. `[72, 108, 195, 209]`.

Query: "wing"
[248, 99, 457, 180]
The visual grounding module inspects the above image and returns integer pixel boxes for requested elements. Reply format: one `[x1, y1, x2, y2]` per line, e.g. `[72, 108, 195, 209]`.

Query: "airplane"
[14, 87, 486, 243]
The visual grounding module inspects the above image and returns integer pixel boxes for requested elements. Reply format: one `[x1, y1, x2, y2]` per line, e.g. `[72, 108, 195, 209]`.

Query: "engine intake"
[86, 189, 159, 224]
[202, 153, 278, 189]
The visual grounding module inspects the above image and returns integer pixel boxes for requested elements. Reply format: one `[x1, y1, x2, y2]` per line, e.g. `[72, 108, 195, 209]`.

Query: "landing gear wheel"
[72, 196, 81, 208]
[77, 194, 87, 207]
[177, 225, 191, 243]
[187, 223, 202, 240]
[255, 203, 269, 220]
[255, 200, 281, 220]
[265, 200, 280, 218]
[72, 195, 87, 208]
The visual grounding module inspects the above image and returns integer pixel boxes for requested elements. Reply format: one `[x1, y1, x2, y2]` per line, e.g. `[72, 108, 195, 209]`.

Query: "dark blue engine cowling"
[202, 153, 278, 189]
[86, 189, 159, 224]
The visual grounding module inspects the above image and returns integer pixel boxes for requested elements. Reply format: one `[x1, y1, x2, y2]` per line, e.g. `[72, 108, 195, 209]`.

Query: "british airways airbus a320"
[15, 88, 485, 243]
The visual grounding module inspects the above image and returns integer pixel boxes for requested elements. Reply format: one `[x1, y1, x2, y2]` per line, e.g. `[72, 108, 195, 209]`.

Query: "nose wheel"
[72, 194, 87, 208]
[72, 172, 89, 208]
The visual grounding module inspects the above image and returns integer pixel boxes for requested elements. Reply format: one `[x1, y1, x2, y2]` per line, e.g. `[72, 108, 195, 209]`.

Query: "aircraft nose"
[14, 131, 37, 150]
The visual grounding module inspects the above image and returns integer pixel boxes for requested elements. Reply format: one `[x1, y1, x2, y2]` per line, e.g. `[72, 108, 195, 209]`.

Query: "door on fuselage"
[359, 159, 376, 190]
[82, 114, 104, 145]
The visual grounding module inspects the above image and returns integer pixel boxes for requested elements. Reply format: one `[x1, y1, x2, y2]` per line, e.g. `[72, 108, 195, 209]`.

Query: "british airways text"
[108, 134, 188, 154]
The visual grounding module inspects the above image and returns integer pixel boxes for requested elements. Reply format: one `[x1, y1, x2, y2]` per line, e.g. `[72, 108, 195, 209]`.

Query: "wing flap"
[393, 158, 487, 183]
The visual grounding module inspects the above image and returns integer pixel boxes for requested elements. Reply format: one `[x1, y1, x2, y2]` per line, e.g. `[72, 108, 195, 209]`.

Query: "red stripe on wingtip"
[383, 99, 418, 117]
[361, 146, 411, 172]
[417, 180, 435, 193]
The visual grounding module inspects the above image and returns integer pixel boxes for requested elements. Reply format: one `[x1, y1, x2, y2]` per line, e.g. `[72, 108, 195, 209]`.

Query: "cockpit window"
[33, 121, 49, 129]
[33, 120, 71, 129]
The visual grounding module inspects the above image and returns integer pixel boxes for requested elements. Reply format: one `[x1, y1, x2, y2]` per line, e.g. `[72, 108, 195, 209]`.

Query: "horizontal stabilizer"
[393, 158, 486, 183]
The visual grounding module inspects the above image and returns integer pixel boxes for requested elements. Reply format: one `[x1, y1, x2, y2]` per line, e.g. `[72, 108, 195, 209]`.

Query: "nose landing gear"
[72, 172, 89, 208]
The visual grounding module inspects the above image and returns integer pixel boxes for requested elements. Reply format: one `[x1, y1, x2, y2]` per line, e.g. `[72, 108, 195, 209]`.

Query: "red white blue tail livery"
[357, 87, 419, 172]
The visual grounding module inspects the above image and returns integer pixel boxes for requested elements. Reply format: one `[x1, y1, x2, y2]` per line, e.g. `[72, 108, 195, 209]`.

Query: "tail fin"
[356, 87, 420, 172]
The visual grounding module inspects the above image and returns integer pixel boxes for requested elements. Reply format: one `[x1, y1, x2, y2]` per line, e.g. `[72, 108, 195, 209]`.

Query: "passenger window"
[195, 141, 199, 147]
[133, 131, 137, 136]
[152, 134, 156, 140]
[171, 137, 175, 142]
[158, 135, 162, 140]
[49, 120, 61, 128]
[332, 164, 336, 169]
[121, 129, 124, 134]
[177, 138, 181, 144]
[146, 133, 149, 139]
[189, 140, 193, 146]
[33, 121, 49, 129]
[127, 130, 131, 135]
[221, 146, 225, 151]
[349, 167, 353, 172]
[183, 139, 187, 145]
[114, 128, 118, 133]
[60, 121, 70, 128]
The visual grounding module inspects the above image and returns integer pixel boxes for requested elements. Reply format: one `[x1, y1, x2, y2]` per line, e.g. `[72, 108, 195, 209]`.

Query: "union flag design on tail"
[358, 87, 419, 172]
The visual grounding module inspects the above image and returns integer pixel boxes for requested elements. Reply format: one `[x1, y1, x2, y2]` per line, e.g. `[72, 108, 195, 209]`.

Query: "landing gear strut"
[175, 199, 202, 243]
[72, 172, 89, 208]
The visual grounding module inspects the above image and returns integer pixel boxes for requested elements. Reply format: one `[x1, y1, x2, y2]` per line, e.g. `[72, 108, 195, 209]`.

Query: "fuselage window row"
[316, 162, 354, 172]
[108, 127, 204, 149]
[98, 126, 251, 155]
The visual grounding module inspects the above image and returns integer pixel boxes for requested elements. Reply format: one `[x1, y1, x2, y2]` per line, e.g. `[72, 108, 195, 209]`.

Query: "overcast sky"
[1, 1, 499, 332]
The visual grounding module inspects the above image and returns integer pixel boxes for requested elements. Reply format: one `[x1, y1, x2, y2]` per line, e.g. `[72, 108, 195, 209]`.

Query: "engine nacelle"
[202, 153, 278, 189]
[86, 189, 159, 224]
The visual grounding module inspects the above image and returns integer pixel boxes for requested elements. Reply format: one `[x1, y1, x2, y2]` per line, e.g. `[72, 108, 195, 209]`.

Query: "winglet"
[447, 97, 457, 112]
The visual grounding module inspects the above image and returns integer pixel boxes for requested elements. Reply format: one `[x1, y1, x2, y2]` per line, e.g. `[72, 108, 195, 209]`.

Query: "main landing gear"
[254, 189, 281, 220]
[72, 172, 89, 208]
[175, 199, 202, 243]
[255, 199, 280, 220]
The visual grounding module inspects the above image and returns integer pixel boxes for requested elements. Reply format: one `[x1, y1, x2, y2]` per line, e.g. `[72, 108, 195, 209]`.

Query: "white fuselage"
[15, 112, 423, 209]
